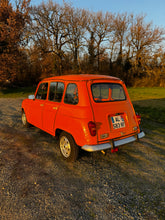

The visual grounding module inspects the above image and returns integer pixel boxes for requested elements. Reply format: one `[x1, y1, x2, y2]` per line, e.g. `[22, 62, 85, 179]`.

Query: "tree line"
[0, 0, 165, 87]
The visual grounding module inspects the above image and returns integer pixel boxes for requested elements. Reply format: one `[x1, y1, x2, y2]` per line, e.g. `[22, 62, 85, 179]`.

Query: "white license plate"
[111, 115, 125, 129]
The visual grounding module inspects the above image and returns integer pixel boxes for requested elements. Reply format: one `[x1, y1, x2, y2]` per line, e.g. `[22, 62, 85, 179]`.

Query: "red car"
[22, 75, 145, 161]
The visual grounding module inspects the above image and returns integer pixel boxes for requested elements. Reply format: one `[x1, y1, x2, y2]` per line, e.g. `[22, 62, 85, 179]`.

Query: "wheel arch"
[55, 128, 77, 144]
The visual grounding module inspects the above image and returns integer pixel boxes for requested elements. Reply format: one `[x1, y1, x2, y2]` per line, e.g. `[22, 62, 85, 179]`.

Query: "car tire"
[59, 131, 79, 162]
[22, 110, 30, 128]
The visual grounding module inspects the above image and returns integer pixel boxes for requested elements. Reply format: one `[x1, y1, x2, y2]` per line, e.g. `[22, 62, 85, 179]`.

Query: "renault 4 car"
[21, 74, 145, 161]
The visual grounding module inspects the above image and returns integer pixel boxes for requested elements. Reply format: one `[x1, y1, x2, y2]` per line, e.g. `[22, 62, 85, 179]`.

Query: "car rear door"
[42, 81, 64, 135]
[88, 80, 138, 142]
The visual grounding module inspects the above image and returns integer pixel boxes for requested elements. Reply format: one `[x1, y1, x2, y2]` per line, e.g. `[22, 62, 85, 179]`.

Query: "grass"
[128, 87, 165, 101]
[1, 86, 165, 124]
[0, 86, 36, 98]
[133, 105, 165, 124]
[127, 87, 165, 125]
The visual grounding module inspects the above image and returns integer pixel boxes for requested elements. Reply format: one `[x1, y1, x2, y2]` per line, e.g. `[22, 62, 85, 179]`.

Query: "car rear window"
[91, 83, 126, 102]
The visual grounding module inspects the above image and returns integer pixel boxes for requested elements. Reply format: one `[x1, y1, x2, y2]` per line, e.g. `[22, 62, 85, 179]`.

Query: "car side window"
[36, 83, 48, 100]
[64, 83, 79, 105]
[49, 82, 64, 102]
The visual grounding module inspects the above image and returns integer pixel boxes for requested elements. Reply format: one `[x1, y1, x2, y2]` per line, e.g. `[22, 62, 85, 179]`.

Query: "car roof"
[41, 74, 121, 82]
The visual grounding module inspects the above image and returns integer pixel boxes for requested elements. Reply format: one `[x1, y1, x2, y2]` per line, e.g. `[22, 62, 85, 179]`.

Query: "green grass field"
[127, 87, 165, 124]
[0, 86, 165, 124]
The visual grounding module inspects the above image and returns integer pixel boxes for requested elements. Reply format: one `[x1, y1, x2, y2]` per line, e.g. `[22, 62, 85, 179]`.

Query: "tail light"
[136, 113, 141, 125]
[88, 121, 96, 136]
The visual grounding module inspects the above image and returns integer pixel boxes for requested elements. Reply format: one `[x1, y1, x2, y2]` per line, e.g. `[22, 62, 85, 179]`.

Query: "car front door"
[28, 82, 48, 129]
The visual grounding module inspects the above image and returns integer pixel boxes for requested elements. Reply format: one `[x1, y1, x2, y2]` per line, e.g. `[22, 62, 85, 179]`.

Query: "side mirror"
[28, 94, 35, 100]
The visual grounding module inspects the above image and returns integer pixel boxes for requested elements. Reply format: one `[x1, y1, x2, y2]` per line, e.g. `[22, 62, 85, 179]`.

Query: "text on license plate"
[111, 115, 125, 129]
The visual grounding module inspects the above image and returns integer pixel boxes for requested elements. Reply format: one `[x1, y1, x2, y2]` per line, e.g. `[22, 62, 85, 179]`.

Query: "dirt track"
[0, 98, 165, 219]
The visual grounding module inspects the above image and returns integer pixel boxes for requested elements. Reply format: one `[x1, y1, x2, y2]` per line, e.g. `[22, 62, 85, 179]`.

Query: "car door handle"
[40, 104, 44, 107]
[53, 107, 58, 110]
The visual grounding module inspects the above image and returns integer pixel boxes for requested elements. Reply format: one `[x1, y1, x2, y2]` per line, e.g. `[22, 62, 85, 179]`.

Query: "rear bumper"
[82, 131, 145, 152]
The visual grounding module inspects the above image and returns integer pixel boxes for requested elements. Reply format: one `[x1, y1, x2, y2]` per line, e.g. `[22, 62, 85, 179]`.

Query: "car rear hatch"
[88, 80, 139, 143]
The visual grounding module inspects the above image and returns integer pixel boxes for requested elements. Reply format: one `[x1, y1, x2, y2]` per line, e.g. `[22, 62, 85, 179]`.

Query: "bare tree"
[130, 14, 164, 76]
[64, 4, 88, 71]
[112, 13, 130, 64]
[15, 0, 164, 86]
[30, 0, 70, 75]
[87, 11, 112, 71]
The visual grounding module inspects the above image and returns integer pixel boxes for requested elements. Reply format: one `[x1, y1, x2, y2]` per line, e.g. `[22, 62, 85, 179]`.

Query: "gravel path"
[0, 98, 165, 219]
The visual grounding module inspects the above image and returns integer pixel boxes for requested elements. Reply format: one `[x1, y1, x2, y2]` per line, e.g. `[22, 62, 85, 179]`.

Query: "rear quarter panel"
[54, 81, 97, 146]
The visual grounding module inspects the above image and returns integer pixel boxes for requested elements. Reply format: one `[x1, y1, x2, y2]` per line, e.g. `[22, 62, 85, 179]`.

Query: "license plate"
[111, 115, 125, 129]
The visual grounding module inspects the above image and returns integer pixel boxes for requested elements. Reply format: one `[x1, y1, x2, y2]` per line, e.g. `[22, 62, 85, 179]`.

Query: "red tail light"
[111, 147, 119, 153]
[88, 121, 96, 136]
[136, 113, 141, 125]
